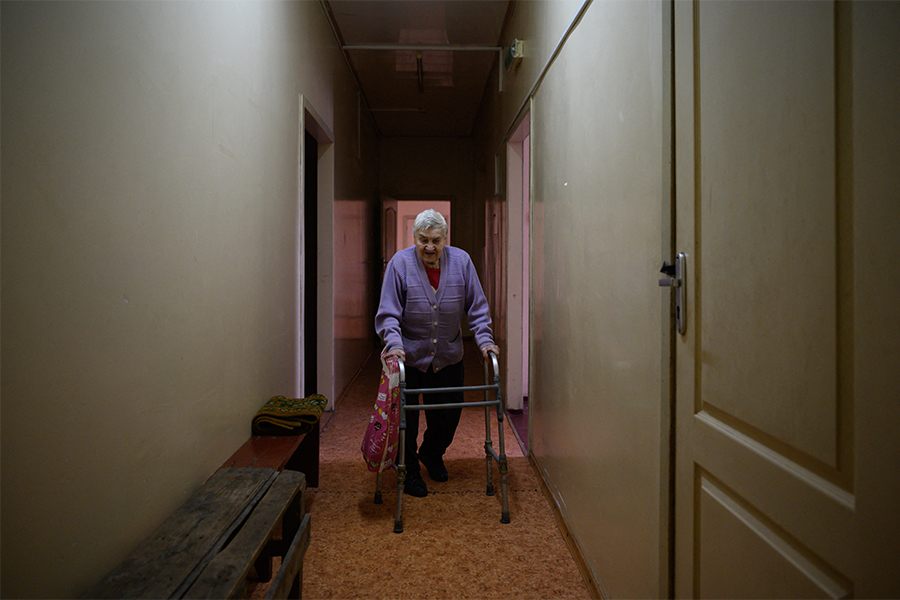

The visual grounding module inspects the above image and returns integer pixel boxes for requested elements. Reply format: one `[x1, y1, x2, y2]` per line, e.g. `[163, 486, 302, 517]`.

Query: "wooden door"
[382, 201, 397, 278]
[673, 1, 899, 597]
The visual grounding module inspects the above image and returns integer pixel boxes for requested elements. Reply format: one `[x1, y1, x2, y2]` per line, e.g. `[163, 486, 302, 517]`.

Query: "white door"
[673, 1, 900, 597]
[506, 114, 530, 413]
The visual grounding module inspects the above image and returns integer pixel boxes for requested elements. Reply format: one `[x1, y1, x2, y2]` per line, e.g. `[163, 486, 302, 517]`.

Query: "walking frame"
[373, 351, 511, 533]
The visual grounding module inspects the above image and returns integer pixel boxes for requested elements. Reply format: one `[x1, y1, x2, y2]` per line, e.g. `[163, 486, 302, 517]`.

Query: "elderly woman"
[375, 209, 500, 497]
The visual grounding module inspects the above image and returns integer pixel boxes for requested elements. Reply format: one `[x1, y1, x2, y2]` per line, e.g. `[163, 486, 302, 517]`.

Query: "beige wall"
[496, 0, 586, 125]
[477, 1, 669, 598]
[0, 2, 378, 597]
[530, 3, 668, 597]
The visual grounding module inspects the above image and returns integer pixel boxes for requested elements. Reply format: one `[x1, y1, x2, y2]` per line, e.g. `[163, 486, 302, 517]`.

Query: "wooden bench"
[222, 423, 320, 487]
[85, 467, 311, 599]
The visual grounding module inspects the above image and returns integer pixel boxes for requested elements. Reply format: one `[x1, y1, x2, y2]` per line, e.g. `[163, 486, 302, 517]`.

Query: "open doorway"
[381, 199, 452, 268]
[304, 130, 318, 398]
[506, 112, 530, 450]
[298, 95, 336, 409]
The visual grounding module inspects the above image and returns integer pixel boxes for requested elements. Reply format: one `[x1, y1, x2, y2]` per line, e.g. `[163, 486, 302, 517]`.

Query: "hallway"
[3, 2, 899, 597]
[300, 342, 591, 598]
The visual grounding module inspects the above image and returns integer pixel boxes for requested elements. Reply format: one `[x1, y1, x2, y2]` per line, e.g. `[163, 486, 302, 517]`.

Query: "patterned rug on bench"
[252, 394, 328, 435]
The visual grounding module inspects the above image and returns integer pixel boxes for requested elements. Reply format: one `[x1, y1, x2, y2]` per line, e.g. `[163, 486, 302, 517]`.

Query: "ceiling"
[323, 0, 513, 138]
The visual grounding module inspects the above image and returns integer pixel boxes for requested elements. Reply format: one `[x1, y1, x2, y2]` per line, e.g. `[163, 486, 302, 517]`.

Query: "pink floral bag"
[361, 353, 400, 472]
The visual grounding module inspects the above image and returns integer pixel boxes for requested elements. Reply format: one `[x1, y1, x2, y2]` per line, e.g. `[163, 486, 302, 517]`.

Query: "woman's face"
[415, 227, 446, 269]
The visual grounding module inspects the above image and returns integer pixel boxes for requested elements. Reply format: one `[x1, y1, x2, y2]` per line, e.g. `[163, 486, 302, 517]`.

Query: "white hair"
[413, 209, 448, 238]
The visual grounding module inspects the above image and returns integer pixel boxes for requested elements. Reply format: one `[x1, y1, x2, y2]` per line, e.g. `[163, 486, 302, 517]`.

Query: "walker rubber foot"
[393, 520, 404, 534]
[374, 492, 383, 505]
[501, 512, 511, 524]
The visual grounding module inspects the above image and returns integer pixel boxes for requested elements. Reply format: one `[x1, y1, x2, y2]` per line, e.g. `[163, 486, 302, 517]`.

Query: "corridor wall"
[528, 3, 668, 597]
[475, 1, 669, 597]
[0, 2, 379, 597]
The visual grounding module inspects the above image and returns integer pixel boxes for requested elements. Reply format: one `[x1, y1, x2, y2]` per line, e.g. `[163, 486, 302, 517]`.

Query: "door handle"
[658, 276, 681, 287]
[659, 253, 686, 335]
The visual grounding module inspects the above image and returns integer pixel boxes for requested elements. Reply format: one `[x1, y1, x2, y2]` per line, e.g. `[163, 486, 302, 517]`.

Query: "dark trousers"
[403, 359, 464, 476]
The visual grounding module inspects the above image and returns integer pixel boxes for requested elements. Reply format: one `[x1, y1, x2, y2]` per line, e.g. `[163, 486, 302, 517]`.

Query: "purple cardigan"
[375, 245, 495, 372]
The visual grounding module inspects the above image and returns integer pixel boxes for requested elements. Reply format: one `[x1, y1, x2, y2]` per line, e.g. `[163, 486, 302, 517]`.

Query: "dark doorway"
[304, 130, 318, 397]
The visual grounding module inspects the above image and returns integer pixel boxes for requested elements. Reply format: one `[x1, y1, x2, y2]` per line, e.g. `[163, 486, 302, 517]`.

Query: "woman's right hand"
[384, 347, 406, 361]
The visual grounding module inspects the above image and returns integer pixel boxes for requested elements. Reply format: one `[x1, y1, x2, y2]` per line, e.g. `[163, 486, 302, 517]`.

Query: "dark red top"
[425, 266, 441, 290]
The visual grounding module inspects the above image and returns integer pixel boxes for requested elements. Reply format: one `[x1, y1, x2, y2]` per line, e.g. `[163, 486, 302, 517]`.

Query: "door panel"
[697, 470, 850, 600]
[696, 0, 839, 470]
[674, 1, 858, 597]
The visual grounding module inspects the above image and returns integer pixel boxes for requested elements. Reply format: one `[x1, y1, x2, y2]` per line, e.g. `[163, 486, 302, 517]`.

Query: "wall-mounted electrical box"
[505, 38, 524, 72]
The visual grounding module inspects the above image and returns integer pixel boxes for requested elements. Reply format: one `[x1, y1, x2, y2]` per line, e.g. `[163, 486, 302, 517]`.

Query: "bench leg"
[285, 424, 319, 487]
[254, 553, 274, 582]
[264, 514, 310, 600]
[290, 564, 302, 600]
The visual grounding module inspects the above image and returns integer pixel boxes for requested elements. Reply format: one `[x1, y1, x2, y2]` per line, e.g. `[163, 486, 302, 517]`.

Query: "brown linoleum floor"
[261, 343, 592, 599]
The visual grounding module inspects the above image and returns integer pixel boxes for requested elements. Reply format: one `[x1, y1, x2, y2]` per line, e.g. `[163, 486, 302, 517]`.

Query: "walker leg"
[394, 468, 405, 533]
[484, 405, 495, 496]
[394, 427, 406, 533]
[374, 471, 383, 504]
[495, 394, 511, 524]
[499, 455, 511, 524]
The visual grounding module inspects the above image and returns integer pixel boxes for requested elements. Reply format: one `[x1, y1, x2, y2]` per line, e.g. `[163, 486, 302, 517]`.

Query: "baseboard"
[506, 409, 528, 456]
[529, 452, 605, 600]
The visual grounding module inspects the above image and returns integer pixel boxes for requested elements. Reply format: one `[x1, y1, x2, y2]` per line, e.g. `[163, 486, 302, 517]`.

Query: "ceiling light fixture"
[342, 44, 507, 93]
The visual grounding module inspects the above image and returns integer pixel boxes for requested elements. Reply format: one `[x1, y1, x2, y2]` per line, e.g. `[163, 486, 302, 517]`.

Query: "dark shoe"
[404, 474, 428, 497]
[420, 455, 449, 482]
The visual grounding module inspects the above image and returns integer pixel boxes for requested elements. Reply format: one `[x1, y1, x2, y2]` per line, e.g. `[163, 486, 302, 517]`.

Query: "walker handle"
[485, 351, 500, 382]
[397, 356, 406, 383]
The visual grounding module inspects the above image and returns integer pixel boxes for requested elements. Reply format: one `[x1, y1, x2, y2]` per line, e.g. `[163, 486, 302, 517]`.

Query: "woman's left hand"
[480, 344, 500, 360]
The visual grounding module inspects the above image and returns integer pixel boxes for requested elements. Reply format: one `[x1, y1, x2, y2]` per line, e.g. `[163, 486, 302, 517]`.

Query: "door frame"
[298, 95, 335, 409]
[505, 110, 531, 418]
